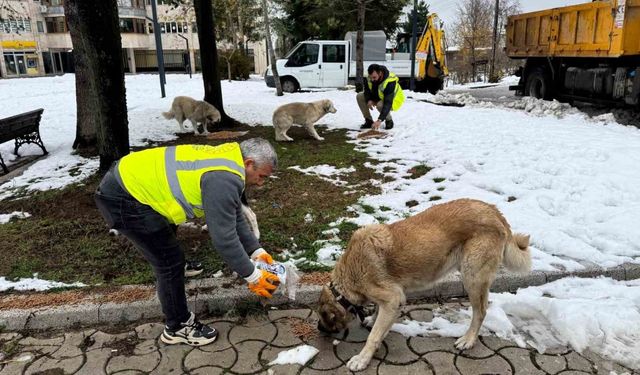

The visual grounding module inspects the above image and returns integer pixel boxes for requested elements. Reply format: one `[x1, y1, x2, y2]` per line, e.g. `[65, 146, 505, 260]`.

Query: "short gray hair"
[240, 138, 278, 169]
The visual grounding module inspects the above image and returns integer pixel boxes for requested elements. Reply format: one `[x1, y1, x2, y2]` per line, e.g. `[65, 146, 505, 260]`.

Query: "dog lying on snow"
[272, 99, 337, 141]
[162, 96, 221, 135]
[316, 198, 531, 371]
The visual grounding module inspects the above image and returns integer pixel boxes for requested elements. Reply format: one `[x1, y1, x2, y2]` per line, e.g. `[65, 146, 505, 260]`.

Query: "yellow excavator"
[396, 14, 449, 94]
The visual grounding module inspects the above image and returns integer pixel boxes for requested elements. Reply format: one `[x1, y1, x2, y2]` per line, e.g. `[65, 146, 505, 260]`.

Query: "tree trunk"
[194, 0, 235, 126]
[261, 0, 283, 96]
[355, 0, 366, 92]
[65, 0, 129, 171]
[237, 2, 245, 51]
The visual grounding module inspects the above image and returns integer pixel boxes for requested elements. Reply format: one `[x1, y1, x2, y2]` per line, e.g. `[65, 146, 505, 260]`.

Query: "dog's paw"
[347, 354, 371, 372]
[362, 315, 376, 328]
[316, 136, 325, 141]
[454, 335, 477, 350]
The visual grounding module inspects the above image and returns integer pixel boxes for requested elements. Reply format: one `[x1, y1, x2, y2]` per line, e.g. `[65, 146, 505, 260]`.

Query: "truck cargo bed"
[506, 0, 640, 58]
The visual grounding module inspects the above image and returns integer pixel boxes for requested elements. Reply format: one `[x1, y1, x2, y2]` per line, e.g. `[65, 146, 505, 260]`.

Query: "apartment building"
[0, 0, 267, 78]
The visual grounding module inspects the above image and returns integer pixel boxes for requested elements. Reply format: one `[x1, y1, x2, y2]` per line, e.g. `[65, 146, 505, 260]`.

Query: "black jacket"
[363, 65, 395, 121]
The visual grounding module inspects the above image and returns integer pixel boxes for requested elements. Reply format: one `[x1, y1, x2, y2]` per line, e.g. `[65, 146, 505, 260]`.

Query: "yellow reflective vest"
[367, 72, 406, 111]
[116, 143, 245, 224]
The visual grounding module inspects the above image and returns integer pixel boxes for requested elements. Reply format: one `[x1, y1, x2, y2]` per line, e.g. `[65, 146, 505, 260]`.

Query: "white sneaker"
[161, 312, 218, 346]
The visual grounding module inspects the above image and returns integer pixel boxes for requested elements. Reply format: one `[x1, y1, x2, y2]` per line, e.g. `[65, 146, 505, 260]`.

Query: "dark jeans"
[94, 169, 189, 329]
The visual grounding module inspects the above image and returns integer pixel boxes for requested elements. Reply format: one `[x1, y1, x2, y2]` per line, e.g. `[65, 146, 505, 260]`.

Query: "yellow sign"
[1, 40, 37, 49]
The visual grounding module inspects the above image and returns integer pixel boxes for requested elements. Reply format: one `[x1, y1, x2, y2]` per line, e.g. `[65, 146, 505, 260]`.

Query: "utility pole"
[150, 0, 166, 97]
[409, 0, 418, 91]
[490, 0, 499, 82]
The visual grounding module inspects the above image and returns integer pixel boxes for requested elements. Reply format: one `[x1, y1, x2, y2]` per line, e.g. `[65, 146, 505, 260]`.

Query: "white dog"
[162, 96, 221, 135]
[272, 99, 337, 141]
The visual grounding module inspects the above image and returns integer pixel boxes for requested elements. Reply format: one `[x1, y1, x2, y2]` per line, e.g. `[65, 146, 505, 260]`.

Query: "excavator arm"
[415, 14, 448, 93]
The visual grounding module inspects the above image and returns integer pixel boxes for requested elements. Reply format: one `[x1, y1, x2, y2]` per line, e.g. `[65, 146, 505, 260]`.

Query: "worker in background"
[94, 138, 279, 347]
[357, 63, 406, 130]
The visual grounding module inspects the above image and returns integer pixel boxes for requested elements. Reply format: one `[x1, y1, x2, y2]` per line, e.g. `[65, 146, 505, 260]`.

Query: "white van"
[264, 31, 418, 92]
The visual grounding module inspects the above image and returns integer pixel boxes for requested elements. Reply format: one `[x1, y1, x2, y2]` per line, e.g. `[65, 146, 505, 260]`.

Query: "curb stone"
[1, 263, 639, 332]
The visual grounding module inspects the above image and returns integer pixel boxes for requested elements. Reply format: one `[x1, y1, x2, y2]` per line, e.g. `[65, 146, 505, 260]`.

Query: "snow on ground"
[268, 345, 319, 366]
[288, 164, 356, 186]
[0, 274, 85, 292]
[0, 211, 31, 224]
[2, 72, 640, 272]
[391, 277, 640, 370]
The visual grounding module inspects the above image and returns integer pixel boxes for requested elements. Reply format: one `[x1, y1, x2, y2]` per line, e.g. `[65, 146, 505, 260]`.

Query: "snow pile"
[312, 228, 343, 266]
[391, 277, 640, 370]
[503, 97, 580, 117]
[268, 345, 319, 366]
[0, 211, 31, 224]
[288, 164, 356, 186]
[431, 92, 479, 106]
[0, 274, 86, 292]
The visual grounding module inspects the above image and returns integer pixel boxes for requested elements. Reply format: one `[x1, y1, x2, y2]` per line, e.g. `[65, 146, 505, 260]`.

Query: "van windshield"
[284, 43, 319, 67]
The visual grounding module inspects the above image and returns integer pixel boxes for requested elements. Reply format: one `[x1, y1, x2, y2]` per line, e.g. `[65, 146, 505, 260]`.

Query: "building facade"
[0, 0, 267, 78]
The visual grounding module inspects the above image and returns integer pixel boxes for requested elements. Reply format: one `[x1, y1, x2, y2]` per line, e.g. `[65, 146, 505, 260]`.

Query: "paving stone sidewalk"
[0, 301, 635, 375]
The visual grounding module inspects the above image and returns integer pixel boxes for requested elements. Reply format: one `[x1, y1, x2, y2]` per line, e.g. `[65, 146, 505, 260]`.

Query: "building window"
[45, 16, 67, 33]
[119, 18, 146, 34]
[1, 18, 34, 34]
[37, 21, 44, 33]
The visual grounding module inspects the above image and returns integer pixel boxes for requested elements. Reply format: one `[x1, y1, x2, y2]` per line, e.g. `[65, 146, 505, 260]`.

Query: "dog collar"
[329, 283, 366, 322]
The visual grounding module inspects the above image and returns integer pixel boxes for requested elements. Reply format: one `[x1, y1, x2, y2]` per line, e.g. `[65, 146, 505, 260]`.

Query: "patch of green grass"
[379, 206, 392, 211]
[437, 187, 445, 191]
[361, 204, 376, 214]
[405, 200, 419, 208]
[296, 262, 333, 273]
[335, 221, 360, 242]
[433, 177, 446, 183]
[429, 196, 442, 201]
[0, 125, 382, 287]
[408, 165, 433, 179]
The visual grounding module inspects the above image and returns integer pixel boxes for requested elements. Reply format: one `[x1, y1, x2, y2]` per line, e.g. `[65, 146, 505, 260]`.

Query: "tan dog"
[272, 99, 337, 141]
[317, 199, 531, 371]
[162, 96, 221, 135]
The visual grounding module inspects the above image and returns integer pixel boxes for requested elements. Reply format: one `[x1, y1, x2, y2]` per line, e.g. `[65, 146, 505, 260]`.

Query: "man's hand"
[245, 269, 279, 298]
[251, 248, 273, 264]
[367, 100, 375, 110]
[372, 120, 382, 130]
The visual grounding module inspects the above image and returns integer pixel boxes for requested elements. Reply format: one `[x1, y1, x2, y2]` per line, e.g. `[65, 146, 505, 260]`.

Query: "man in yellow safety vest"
[356, 63, 406, 130]
[94, 138, 279, 347]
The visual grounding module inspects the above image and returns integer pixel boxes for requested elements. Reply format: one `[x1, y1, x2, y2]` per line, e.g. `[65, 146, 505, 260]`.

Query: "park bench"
[0, 108, 47, 174]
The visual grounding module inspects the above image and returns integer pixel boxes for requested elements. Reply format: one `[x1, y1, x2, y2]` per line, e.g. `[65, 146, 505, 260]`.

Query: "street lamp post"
[149, 0, 166, 97]
[410, 0, 418, 91]
[177, 34, 191, 79]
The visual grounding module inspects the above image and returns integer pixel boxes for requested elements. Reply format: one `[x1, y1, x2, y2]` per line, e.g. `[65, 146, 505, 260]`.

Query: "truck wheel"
[525, 67, 552, 100]
[281, 77, 298, 93]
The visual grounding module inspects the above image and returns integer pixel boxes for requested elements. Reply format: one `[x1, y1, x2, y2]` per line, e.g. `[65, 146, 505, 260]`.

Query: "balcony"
[118, 7, 147, 18]
[40, 5, 65, 16]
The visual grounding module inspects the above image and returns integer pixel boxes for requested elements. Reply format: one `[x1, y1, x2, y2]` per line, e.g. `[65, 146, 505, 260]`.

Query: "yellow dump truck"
[506, 0, 640, 106]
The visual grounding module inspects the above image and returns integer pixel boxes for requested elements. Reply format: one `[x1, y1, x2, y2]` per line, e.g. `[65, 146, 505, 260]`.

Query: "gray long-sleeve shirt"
[201, 171, 261, 278]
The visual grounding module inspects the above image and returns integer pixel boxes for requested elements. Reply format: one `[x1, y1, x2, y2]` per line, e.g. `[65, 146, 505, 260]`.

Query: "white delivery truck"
[264, 30, 418, 93]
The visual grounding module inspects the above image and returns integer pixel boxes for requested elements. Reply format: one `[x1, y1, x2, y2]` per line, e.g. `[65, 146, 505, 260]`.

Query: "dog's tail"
[502, 233, 531, 273]
[162, 110, 175, 120]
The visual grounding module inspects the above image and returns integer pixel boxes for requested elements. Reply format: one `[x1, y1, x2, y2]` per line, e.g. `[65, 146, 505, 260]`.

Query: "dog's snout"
[317, 321, 339, 334]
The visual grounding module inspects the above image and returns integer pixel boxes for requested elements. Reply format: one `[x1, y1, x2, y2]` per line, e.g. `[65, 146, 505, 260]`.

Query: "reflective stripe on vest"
[367, 72, 406, 111]
[165, 146, 245, 219]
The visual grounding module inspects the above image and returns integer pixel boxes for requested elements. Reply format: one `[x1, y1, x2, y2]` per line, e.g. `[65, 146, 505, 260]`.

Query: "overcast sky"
[427, 0, 587, 27]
